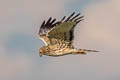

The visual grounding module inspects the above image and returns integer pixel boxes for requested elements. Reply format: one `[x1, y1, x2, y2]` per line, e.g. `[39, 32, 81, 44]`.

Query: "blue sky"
[0, 0, 120, 80]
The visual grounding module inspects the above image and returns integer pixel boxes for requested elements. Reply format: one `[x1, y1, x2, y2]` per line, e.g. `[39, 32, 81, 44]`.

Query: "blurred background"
[0, 0, 120, 80]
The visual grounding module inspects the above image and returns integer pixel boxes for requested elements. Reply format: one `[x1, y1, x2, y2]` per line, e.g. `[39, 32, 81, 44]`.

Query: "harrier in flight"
[38, 12, 98, 57]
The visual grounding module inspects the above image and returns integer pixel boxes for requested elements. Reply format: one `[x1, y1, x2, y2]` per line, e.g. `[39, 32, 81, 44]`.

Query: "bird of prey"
[38, 12, 98, 57]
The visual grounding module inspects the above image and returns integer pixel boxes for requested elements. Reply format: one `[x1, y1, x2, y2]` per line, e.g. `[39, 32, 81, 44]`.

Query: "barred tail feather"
[80, 49, 99, 52]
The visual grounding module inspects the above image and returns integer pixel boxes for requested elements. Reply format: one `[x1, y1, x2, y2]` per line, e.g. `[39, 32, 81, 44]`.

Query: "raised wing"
[48, 12, 84, 43]
[38, 12, 84, 45]
[38, 16, 60, 45]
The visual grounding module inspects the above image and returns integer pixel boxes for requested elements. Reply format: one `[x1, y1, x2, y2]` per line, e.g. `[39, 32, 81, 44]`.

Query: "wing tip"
[62, 12, 84, 23]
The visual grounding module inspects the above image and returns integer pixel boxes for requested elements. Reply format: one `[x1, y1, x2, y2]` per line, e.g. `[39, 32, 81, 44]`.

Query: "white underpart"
[38, 36, 48, 46]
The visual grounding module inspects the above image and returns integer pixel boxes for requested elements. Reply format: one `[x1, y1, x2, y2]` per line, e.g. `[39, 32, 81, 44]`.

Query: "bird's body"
[39, 39, 74, 56]
[38, 12, 98, 57]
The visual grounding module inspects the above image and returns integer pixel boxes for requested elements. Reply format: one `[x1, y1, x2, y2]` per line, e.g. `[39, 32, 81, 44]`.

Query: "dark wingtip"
[61, 16, 66, 22]
[76, 19, 84, 23]
[40, 20, 45, 28]
[75, 16, 84, 21]
[65, 12, 75, 22]
[70, 13, 81, 21]
[51, 18, 56, 24]
[46, 17, 52, 25]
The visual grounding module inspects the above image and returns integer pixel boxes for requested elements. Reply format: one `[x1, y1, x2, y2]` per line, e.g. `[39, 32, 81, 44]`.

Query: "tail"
[79, 49, 99, 52]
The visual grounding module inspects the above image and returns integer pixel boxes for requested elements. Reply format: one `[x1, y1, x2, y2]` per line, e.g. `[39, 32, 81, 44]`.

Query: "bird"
[37, 12, 98, 57]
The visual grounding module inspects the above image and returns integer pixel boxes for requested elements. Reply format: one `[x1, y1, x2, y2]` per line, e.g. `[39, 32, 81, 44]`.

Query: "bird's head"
[39, 46, 49, 57]
[39, 48, 44, 57]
